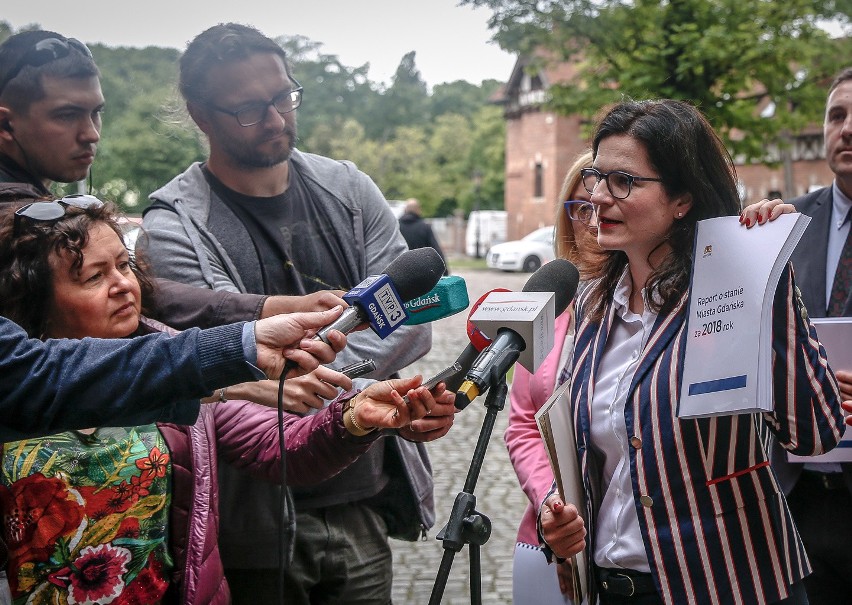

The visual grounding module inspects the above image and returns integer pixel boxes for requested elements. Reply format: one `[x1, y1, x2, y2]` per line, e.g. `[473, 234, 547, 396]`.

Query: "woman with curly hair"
[0, 195, 449, 604]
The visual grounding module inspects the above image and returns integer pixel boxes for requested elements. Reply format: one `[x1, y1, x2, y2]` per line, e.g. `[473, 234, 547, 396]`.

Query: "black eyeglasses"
[13, 194, 104, 236]
[564, 200, 596, 225]
[0, 37, 93, 95]
[203, 79, 303, 127]
[581, 167, 663, 200]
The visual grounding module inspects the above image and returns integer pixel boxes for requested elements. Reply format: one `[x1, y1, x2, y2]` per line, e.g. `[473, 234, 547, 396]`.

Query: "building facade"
[494, 58, 835, 242]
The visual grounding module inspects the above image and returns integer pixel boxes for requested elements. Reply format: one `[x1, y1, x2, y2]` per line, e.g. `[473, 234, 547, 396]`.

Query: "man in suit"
[775, 66, 852, 605]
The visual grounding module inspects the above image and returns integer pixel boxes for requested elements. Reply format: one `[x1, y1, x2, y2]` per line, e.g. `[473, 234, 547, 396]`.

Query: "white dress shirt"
[590, 269, 657, 572]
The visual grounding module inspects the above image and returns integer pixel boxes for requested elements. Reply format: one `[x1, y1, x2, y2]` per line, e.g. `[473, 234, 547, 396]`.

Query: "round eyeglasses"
[13, 194, 104, 236]
[564, 200, 596, 225]
[203, 79, 303, 127]
[580, 167, 663, 200]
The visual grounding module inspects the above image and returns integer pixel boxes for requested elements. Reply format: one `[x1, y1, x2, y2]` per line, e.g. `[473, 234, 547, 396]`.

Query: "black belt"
[596, 567, 658, 597]
[801, 469, 846, 491]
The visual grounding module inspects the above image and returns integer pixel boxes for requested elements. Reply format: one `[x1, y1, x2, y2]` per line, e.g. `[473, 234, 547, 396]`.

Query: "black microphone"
[455, 259, 580, 408]
[315, 247, 446, 344]
[427, 287, 504, 397]
[444, 342, 482, 396]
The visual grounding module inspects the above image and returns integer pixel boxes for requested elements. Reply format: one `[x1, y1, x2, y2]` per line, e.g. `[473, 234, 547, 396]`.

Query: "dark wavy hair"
[0, 199, 156, 338]
[583, 99, 742, 321]
[179, 23, 289, 105]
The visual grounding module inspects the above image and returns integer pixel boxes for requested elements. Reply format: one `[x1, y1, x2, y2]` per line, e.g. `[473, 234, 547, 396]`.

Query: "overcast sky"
[4, 0, 517, 87]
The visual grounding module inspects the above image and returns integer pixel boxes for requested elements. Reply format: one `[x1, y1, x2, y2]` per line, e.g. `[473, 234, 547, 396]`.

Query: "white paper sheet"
[679, 214, 810, 418]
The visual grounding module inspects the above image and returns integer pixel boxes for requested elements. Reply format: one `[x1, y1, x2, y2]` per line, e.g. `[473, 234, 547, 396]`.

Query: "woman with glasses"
[506, 150, 603, 604]
[537, 100, 842, 605]
[0, 196, 448, 605]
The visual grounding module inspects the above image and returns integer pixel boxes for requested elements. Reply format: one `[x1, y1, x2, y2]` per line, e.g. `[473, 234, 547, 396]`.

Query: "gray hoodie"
[141, 149, 435, 564]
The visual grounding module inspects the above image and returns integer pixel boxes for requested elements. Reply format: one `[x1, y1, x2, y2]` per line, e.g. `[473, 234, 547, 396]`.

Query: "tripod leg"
[469, 543, 481, 605]
[429, 378, 508, 604]
[429, 549, 457, 605]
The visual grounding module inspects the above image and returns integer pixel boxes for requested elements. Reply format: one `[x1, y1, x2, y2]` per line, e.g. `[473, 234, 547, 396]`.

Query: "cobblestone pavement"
[391, 268, 532, 605]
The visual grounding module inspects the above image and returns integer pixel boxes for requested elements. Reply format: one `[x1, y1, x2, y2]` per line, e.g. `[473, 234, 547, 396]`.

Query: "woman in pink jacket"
[506, 150, 599, 604]
[0, 197, 450, 604]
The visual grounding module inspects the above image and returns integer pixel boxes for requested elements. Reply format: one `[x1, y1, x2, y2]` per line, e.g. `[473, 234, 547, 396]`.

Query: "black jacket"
[398, 212, 448, 274]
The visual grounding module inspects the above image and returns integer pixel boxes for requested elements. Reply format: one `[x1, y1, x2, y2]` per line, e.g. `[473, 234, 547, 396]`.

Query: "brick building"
[493, 57, 835, 242]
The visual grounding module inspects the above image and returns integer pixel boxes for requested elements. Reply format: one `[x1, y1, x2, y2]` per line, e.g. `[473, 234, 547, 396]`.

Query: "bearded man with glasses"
[140, 22, 445, 605]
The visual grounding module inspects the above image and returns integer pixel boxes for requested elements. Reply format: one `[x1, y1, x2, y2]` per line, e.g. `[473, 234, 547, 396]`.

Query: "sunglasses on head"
[13, 194, 104, 237]
[0, 37, 93, 95]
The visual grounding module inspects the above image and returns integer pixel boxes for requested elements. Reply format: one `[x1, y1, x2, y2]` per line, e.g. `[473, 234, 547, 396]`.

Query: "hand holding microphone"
[315, 247, 446, 344]
[275, 247, 443, 378]
[348, 376, 456, 438]
[254, 306, 349, 380]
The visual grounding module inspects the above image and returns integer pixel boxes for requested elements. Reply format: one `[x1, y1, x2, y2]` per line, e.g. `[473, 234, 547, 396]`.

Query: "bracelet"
[218, 387, 228, 403]
[344, 398, 374, 436]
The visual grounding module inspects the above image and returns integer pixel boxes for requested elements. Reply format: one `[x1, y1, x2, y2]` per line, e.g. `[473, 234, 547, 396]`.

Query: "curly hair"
[0, 199, 156, 338]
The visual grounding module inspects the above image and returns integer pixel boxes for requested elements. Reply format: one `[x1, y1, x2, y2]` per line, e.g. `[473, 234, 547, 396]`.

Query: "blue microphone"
[315, 247, 445, 344]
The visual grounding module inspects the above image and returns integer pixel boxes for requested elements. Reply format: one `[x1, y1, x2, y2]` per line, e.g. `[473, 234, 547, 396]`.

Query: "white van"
[465, 210, 507, 257]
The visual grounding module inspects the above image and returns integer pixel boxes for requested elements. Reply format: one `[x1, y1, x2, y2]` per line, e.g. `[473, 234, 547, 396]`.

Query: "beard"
[219, 122, 297, 170]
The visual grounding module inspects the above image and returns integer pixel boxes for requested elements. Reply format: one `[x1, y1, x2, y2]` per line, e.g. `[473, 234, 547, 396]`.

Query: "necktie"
[828, 209, 852, 317]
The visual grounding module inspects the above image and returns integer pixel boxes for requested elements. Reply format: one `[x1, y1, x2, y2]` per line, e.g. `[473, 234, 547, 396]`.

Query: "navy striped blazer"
[570, 264, 843, 604]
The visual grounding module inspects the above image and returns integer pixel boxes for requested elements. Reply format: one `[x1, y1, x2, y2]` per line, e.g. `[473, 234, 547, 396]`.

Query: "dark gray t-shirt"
[203, 164, 352, 296]
[201, 164, 388, 514]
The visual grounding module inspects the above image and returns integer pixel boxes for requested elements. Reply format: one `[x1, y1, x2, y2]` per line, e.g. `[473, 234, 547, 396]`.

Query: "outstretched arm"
[0, 307, 346, 441]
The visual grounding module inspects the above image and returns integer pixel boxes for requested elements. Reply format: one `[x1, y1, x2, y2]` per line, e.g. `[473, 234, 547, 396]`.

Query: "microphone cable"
[276, 359, 298, 605]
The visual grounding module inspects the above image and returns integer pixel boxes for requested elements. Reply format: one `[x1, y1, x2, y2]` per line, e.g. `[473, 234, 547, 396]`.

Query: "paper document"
[788, 317, 852, 463]
[535, 381, 588, 602]
[679, 214, 810, 418]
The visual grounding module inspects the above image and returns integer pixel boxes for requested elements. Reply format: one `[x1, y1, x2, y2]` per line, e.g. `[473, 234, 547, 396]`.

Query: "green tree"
[277, 35, 381, 154]
[303, 117, 383, 179]
[91, 45, 182, 118]
[431, 79, 503, 119]
[86, 45, 203, 210]
[463, 0, 851, 160]
[97, 90, 205, 210]
[466, 105, 505, 213]
[374, 106, 505, 217]
[367, 51, 431, 140]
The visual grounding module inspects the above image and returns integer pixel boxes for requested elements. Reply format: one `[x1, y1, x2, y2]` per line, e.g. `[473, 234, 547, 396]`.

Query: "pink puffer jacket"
[138, 317, 377, 604]
[159, 398, 377, 604]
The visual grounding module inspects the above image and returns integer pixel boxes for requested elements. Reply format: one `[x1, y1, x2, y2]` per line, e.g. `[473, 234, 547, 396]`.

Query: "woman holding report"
[538, 99, 842, 605]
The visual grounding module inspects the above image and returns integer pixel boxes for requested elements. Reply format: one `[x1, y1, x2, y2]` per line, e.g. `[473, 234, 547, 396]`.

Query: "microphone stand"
[429, 375, 509, 605]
